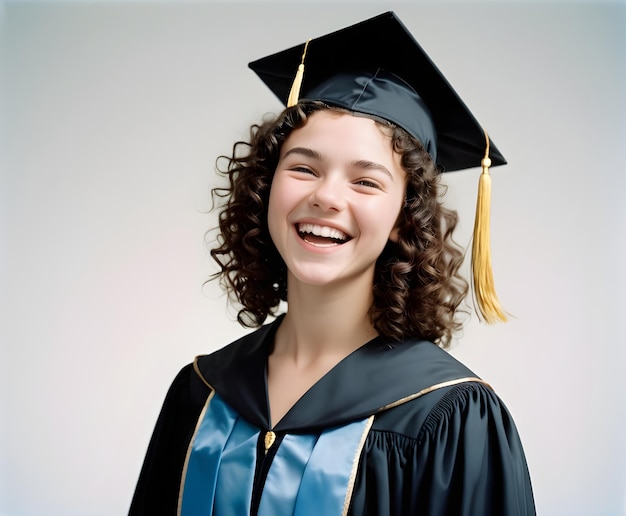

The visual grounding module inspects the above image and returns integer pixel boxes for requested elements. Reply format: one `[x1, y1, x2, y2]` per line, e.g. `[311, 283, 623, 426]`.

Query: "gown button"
[264, 431, 276, 453]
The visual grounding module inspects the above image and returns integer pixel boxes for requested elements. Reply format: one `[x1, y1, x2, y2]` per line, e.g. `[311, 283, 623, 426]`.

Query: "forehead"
[281, 109, 398, 159]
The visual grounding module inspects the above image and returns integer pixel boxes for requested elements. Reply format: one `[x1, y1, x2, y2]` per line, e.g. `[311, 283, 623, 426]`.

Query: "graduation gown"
[129, 317, 535, 515]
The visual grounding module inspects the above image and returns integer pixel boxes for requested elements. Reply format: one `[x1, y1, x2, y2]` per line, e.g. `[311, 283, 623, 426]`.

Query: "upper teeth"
[299, 223, 348, 241]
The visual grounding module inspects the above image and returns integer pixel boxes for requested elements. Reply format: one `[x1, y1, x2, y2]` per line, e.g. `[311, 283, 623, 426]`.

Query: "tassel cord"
[287, 39, 311, 108]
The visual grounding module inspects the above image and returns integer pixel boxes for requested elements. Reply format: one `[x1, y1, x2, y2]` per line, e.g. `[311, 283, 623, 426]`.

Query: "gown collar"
[194, 315, 477, 432]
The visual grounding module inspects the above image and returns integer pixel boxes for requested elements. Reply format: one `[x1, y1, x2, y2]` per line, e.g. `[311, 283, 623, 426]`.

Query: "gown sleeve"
[128, 364, 210, 516]
[413, 382, 535, 515]
[351, 381, 535, 516]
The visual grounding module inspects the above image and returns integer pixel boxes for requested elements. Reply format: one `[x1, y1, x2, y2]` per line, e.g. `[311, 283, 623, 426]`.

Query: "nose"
[309, 177, 346, 212]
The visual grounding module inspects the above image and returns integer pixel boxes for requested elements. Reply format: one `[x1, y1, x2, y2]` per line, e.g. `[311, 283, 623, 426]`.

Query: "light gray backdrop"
[2, 1, 625, 515]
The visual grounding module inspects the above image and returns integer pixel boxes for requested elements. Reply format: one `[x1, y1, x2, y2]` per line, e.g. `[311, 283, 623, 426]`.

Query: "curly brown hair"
[210, 101, 468, 347]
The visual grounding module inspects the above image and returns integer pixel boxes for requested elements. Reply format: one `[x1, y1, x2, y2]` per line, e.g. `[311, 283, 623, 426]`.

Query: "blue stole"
[178, 392, 372, 516]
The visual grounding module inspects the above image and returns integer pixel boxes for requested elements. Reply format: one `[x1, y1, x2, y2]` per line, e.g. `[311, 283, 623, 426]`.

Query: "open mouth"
[296, 223, 351, 247]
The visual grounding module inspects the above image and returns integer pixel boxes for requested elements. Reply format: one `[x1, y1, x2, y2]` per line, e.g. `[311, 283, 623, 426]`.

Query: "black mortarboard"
[248, 11, 508, 323]
[248, 11, 506, 173]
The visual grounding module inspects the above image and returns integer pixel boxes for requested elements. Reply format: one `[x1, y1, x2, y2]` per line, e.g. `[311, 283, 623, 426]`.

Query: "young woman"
[130, 12, 535, 516]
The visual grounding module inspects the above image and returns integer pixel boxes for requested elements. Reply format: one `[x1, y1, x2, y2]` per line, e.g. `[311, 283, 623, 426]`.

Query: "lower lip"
[302, 236, 340, 248]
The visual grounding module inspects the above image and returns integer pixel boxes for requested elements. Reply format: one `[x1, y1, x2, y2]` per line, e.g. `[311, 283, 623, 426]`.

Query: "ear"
[389, 225, 400, 243]
[388, 206, 404, 243]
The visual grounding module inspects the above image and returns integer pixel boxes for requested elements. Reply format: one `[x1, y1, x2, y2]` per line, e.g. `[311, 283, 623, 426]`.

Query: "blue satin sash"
[178, 393, 372, 516]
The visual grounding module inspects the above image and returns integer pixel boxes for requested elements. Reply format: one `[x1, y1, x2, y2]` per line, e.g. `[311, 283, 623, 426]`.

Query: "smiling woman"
[267, 110, 406, 293]
[129, 12, 535, 516]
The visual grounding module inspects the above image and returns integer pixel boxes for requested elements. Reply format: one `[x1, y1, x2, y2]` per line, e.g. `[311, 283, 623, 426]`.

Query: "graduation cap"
[249, 11, 507, 323]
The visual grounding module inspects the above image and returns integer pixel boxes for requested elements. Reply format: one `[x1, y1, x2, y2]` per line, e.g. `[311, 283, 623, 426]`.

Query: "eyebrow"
[282, 146, 323, 161]
[282, 147, 394, 181]
[351, 159, 394, 181]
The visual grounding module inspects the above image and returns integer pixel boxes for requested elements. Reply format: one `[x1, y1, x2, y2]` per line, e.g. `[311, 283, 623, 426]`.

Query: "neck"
[274, 272, 378, 365]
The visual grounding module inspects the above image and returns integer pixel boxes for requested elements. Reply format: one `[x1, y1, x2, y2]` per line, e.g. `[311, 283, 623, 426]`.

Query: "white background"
[1, 1, 625, 514]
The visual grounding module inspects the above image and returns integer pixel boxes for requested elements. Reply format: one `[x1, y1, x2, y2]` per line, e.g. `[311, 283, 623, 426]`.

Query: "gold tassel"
[471, 131, 507, 323]
[287, 39, 311, 107]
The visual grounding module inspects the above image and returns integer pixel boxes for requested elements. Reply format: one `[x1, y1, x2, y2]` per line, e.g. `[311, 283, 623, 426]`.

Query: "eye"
[290, 166, 316, 175]
[354, 179, 382, 190]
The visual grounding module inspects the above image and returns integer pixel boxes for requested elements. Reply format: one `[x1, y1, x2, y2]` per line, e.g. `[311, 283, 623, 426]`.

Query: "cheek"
[356, 201, 402, 245]
[267, 179, 293, 240]
[267, 188, 280, 239]
[374, 190, 406, 239]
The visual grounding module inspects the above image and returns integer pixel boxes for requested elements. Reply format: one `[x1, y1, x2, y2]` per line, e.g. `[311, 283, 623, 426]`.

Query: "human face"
[267, 110, 406, 290]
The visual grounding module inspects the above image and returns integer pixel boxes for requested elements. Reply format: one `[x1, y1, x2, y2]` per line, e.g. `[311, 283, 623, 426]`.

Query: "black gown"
[129, 317, 535, 515]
